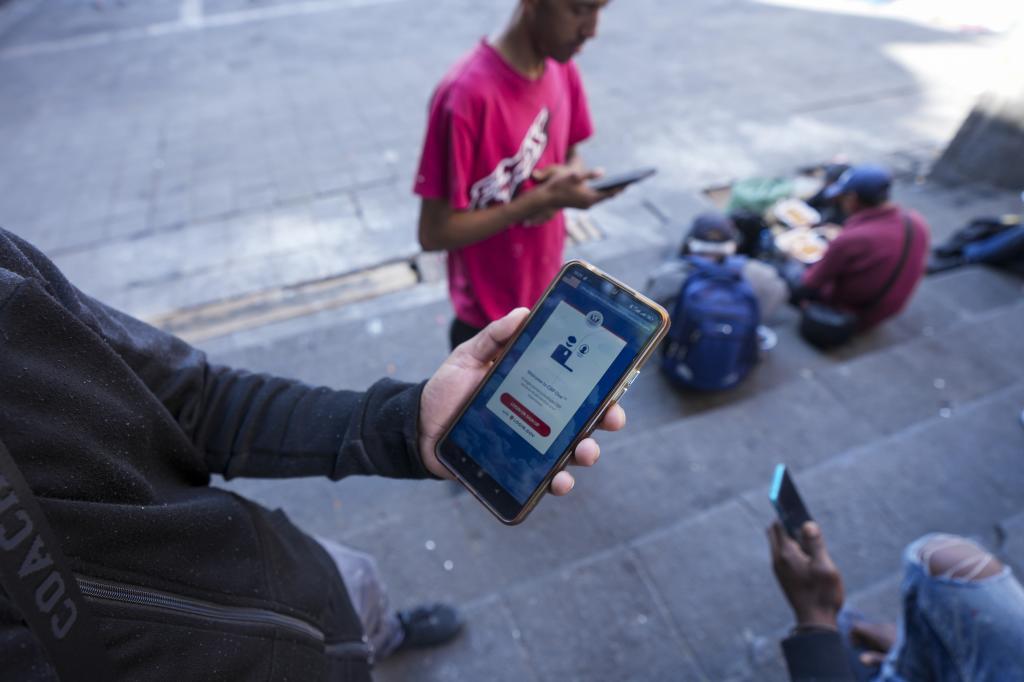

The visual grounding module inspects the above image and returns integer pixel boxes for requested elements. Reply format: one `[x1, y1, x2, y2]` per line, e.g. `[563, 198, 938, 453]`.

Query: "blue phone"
[770, 464, 813, 539]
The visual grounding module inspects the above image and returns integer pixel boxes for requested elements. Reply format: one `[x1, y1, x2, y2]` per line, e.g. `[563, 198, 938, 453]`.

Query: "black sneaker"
[396, 603, 464, 650]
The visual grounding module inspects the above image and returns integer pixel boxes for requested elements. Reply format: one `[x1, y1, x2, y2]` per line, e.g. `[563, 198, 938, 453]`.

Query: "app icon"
[551, 335, 577, 372]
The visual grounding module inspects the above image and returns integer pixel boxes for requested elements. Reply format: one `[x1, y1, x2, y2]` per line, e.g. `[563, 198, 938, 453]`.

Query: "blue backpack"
[660, 256, 760, 391]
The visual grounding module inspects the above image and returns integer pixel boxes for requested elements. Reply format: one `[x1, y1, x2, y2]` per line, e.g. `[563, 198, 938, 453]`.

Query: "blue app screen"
[449, 266, 662, 504]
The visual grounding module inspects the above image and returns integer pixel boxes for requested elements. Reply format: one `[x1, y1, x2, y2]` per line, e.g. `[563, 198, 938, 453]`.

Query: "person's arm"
[767, 521, 856, 682]
[4, 229, 627, 496]
[418, 190, 550, 251]
[108, 304, 432, 481]
[2, 229, 431, 481]
[418, 164, 608, 251]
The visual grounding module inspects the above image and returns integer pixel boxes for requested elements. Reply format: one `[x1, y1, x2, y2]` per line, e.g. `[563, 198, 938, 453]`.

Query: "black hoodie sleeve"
[781, 630, 857, 682]
[0, 228, 432, 482]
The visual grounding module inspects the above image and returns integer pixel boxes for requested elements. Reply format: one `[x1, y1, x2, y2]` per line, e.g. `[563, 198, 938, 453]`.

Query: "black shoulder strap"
[0, 439, 115, 681]
[862, 214, 914, 311]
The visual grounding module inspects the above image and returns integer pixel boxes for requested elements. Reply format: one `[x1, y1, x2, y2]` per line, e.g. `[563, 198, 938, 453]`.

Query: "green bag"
[725, 177, 794, 215]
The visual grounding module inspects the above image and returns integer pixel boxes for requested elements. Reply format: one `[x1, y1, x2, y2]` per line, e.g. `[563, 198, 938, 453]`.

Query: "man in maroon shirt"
[798, 165, 930, 330]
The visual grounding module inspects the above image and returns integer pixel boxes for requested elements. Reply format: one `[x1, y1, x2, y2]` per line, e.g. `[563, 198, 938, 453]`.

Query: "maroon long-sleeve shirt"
[802, 204, 930, 329]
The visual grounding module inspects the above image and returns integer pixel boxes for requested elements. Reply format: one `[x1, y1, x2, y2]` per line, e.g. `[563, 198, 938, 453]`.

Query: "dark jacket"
[0, 229, 432, 680]
[783, 630, 858, 682]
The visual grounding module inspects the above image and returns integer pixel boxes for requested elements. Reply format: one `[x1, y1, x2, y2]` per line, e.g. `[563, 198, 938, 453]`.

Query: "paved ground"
[1, 1, 1022, 680]
[205, 181, 1024, 681]
[1, 0, 1017, 319]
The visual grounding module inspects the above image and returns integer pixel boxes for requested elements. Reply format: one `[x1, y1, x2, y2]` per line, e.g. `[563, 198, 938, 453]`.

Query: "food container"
[775, 228, 829, 264]
[772, 198, 821, 229]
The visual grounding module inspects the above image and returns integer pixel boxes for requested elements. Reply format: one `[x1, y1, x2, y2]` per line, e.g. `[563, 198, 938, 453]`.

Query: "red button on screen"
[500, 393, 551, 437]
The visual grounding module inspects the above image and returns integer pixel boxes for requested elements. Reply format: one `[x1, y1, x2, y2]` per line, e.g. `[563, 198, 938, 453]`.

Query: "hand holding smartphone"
[435, 261, 669, 524]
[769, 464, 813, 539]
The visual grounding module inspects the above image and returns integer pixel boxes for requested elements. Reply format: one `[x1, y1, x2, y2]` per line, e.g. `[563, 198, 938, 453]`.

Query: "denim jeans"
[876, 534, 1024, 682]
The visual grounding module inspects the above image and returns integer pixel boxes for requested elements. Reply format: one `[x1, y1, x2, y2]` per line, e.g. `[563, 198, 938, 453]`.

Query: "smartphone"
[436, 260, 670, 525]
[589, 167, 657, 192]
[769, 464, 814, 539]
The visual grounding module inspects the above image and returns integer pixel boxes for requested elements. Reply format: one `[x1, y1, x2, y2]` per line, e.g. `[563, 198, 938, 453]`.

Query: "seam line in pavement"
[789, 85, 923, 115]
[495, 594, 544, 682]
[626, 545, 711, 681]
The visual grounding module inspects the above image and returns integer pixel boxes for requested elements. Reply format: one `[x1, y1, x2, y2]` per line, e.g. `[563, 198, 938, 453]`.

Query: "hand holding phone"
[766, 468, 844, 631]
[433, 261, 669, 524]
[532, 166, 610, 211]
[418, 308, 627, 496]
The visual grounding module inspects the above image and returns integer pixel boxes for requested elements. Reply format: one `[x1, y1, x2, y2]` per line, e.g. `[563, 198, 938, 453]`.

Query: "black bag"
[800, 215, 914, 350]
[799, 301, 859, 349]
[933, 217, 1010, 257]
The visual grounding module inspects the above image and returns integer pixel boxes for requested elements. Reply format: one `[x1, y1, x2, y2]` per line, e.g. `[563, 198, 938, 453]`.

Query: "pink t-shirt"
[414, 40, 594, 328]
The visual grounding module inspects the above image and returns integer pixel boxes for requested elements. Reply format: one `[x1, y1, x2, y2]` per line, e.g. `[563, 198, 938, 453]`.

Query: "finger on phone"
[799, 521, 827, 559]
[770, 521, 804, 563]
[597, 403, 626, 432]
[464, 308, 529, 363]
[572, 438, 600, 467]
[550, 470, 575, 496]
[767, 522, 784, 559]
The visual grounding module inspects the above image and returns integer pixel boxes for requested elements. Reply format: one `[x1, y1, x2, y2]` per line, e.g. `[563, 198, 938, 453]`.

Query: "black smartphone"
[769, 464, 813, 539]
[589, 167, 657, 192]
[436, 260, 670, 525]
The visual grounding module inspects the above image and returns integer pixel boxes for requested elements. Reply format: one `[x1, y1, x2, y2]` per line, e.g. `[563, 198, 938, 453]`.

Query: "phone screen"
[770, 464, 813, 539]
[440, 262, 665, 520]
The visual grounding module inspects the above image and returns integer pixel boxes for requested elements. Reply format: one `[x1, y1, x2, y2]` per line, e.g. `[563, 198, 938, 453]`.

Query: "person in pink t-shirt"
[414, 0, 619, 349]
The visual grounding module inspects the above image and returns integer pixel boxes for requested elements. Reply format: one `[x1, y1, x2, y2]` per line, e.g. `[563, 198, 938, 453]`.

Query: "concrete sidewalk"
[1, 0, 1016, 321]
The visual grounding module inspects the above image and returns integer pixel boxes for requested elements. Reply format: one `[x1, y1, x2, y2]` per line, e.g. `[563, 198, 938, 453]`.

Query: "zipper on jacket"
[75, 575, 373, 661]
[77, 574, 324, 642]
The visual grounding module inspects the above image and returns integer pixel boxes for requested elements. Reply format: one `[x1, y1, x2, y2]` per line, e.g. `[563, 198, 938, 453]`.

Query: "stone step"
[382, 377, 1024, 682]
[592, 292, 1023, 537]
[624, 380, 1024, 681]
[368, 374, 1024, 682]
[208, 227, 1023, 682]
[214, 260, 1023, 564]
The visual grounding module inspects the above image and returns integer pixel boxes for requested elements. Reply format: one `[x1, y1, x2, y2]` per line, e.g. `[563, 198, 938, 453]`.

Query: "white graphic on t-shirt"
[469, 108, 549, 210]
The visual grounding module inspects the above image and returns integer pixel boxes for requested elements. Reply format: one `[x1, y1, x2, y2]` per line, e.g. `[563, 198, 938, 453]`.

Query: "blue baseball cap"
[822, 164, 892, 202]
